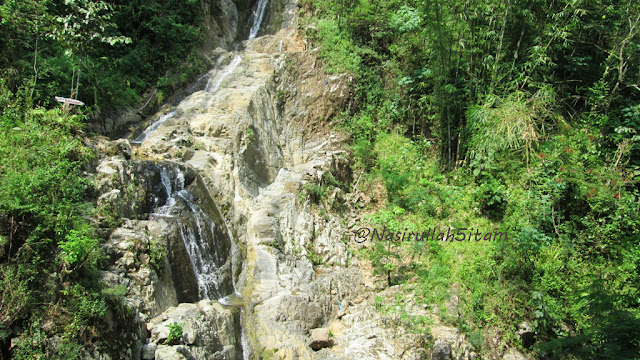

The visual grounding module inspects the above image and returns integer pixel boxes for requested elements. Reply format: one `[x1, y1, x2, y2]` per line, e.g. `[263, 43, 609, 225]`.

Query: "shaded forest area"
[1, 0, 205, 113]
[302, 0, 640, 358]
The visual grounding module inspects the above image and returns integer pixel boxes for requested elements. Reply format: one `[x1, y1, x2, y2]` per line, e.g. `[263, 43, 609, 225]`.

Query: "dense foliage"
[0, 0, 209, 357]
[0, 0, 204, 116]
[0, 80, 112, 358]
[1, 0, 639, 357]
[302, 0, 640, 358]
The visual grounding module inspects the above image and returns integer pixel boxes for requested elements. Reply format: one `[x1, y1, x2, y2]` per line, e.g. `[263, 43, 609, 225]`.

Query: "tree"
[0, 0, 49, 91]
[49, 0, 130, 104]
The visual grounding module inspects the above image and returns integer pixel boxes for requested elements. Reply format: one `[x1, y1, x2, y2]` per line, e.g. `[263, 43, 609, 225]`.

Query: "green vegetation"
[244, 126, 256, 145]
[0, 0, 212, 356]
[149, 237, 167, 271]
[0, 0, 205, 119]
[375, 292, 432, 341]
[166, 322, 183, 345]
[0, 0, 638, 358]
[0, 80, 114, 358]
[305, 248, 324, 266]
[303, 0, 640, 358]
[301, 171, 350, 215]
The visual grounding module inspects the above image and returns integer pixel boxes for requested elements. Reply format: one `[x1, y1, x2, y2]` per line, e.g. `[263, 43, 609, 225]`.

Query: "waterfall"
[129, 0, 277, 352]
[248, 0, 269, 39]
[133, 110, 176, 144]
[176, 191, 226, 299]
[151, 164, 232, 300]
[205, 55, 243, 93]
[133, 0, 268, 144]
[240, 309, 252, 360]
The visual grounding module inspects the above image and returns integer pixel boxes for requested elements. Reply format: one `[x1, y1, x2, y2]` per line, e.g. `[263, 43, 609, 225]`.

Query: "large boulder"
[309, 328, 330, 351]
[146, 301, 241, 360]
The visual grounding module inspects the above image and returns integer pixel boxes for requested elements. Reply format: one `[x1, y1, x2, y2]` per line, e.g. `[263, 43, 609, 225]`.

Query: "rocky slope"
[90, 0, 504, 359]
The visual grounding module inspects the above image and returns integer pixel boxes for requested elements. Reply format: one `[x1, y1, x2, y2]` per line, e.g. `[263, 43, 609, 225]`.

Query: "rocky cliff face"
[91, 0, 271, 138]
[91, 1, 488, 359]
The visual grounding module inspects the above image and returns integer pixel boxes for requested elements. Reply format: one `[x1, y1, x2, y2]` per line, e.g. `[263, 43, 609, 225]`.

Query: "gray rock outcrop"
[146, 301, 241, 360]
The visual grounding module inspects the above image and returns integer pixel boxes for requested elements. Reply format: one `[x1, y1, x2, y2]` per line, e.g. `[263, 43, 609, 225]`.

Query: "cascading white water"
[133, 0, 267, 144]
[153, 165, 230, 300]
[176, 191, 225, 299]
[205, 55, 243, 93]
[196, 55, 226, 84]
[134, 110, 176, 143]
[156, 166, 183, 213]
[133, 2, 277, 354]
[248, 0, 269, 39]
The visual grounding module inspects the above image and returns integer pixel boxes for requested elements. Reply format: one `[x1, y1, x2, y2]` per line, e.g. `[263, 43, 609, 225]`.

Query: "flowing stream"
[205, 55, 243, 93]
[249, 0, 269, 39]
[133, 111, 176, 144]
[151, 164, 233, 300]
[132, 4, 273, 358]
[143, 162, 248, 359]
[133, 0, 269, 143]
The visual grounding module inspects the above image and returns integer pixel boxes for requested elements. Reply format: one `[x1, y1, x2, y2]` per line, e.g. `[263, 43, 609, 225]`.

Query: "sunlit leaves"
[59, 228, 98, 270]
[467, 87, 557, 171]
[50, 0, 131, 56]
[390, 5, 422, 33]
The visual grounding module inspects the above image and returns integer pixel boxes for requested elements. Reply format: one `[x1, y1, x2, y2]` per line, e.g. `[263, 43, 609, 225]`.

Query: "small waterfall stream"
[133, 0, 270, 143]
[141, 162, 247, 358]
[249, 0, 269, 39]
[240, 309, 251, 360]
[149, 163, 234, 301]
[133, 111, 176, 144]
[130, 3, 275, 357]
[205, 55, 243, 93]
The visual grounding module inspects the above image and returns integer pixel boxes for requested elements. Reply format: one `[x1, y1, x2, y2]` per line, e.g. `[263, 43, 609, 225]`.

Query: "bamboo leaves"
[467, 87, 556, 173]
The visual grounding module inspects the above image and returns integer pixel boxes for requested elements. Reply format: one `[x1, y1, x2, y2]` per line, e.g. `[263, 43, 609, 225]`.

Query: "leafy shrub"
[466, 89, 556, 173]
[313, 19, 362, 75]
[59, 227, 99, 272]
[101, 284, 128, 298]
[306, 0, 640, 358]
[390, 6, 422, 33]
[468, 330, 484, 350]
[475, 174, 507, 220]
[0, 265, 30, 329]
[0, 82, 120, 356]
[166, 322, 183, 345]
[149, 239, 167, 271]
[303, 182, 327, 204]
[305, 248, 323, 266]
